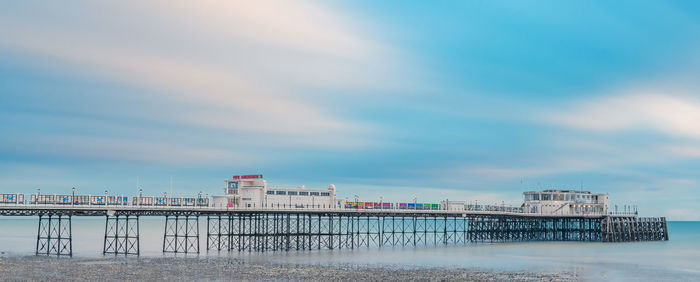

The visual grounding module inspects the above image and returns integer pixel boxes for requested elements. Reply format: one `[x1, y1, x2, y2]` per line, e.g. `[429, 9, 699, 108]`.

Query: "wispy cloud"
[664, 144, 700, 159]
[1, 133, 255, 165]
[546, 93, 700, 139]
[0, 0, 401, 151]
[425, 91, 700, 185]
[152, 1, 377, 58]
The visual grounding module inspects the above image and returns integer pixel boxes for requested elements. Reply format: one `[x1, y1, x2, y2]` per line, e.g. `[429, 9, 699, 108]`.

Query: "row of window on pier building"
[523, 190, 606, 204]
[522, 190, 609, 215]
[212, 177, 337, 208]
[267, 190, 331, 197]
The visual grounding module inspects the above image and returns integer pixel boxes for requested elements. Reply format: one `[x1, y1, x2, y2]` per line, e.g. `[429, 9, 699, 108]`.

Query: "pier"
[0, 205, 669, 256]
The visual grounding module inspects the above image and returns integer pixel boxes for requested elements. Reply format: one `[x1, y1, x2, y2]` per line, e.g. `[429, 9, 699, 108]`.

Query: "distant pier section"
[0, 174, 669, 256]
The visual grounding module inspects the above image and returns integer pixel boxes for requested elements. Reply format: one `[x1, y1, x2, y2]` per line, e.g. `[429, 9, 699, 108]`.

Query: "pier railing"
[1, 204, 640, 222]
[1, 201, 638, 218]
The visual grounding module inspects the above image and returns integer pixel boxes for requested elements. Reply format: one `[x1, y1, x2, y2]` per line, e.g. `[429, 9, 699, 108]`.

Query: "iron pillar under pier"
[103, 215, 140, 255]
[163, 215, 200, 253]
[36, 213, 72, 256]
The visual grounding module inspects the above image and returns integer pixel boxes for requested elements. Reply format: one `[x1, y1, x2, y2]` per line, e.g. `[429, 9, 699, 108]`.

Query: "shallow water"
[1, 217, 698, 281]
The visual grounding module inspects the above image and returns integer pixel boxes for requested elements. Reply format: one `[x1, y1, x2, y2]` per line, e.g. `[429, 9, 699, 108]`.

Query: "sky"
[1, 1, 700, 220]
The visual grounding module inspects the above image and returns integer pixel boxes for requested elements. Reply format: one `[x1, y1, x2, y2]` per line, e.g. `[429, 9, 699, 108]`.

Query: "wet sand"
[0, 256, 578, 281]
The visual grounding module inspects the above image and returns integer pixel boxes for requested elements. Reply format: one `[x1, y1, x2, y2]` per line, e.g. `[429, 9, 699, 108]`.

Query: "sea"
[1, 217, 698, 281]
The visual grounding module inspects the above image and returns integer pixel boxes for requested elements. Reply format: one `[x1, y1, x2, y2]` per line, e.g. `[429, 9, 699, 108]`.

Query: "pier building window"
[310, 192, 319, 196]
[228, 182, 238, 189]
[320, 192, 330, 196]
[275, 191, 286, 195]
[266, 191, 274, 195]
[288, 191, 298, 195]
[299, 192, 309, 196]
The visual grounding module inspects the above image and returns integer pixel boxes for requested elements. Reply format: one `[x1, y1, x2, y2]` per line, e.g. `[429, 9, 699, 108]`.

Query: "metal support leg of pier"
[206, 215, 231, 251]
[163, 215, 199, 253]
[36, 214, 72, 256]
[103, 215, 139, 255]
[219, 213, 672, 252]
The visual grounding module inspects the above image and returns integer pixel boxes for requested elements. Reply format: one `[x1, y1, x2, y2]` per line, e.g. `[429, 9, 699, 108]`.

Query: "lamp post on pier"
[139, 189, 143, 206]
[72, 187, 75, 207]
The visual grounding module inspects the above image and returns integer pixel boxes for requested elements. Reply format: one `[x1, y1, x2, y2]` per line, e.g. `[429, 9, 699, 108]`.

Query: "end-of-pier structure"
[0, 205, 669, 256]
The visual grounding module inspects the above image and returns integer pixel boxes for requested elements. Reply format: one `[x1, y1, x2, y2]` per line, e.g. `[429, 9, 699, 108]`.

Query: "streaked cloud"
[154, 1, 376, 58]
[1, 133, 253, 165]
[0, 0, 400, 151]
[664, 145, 700, 159]
[547, 93, 700, 139]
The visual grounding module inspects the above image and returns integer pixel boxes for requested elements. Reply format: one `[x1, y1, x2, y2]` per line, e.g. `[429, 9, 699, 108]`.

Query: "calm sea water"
[1, 217, 698, 281]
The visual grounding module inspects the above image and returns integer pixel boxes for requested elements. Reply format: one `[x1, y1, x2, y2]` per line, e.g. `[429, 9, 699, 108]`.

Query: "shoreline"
[0, 255, 579, 281]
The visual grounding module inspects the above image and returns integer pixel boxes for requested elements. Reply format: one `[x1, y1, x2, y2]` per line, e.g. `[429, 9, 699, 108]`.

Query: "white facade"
[212, 175, 337, 208]
[440, 200, 466, 211]
[522, 189, 609, 215]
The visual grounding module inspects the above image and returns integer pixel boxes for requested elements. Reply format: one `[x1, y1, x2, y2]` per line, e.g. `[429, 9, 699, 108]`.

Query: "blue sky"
[1, 1, 700, 219]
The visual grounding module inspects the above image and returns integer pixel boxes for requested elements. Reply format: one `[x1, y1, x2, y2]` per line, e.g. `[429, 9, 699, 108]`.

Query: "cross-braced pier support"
[103, 215, 140, 255]
[22, 211, 670, 256]
[163, 215, 200, 253]
[205, 213, 667, 252]
[601, 216, 669, 242]
[219, 213, 468, 252]
[467, 216, 602, 242]
[207, 215, 231, 251]
[36, 214, 72, 256]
